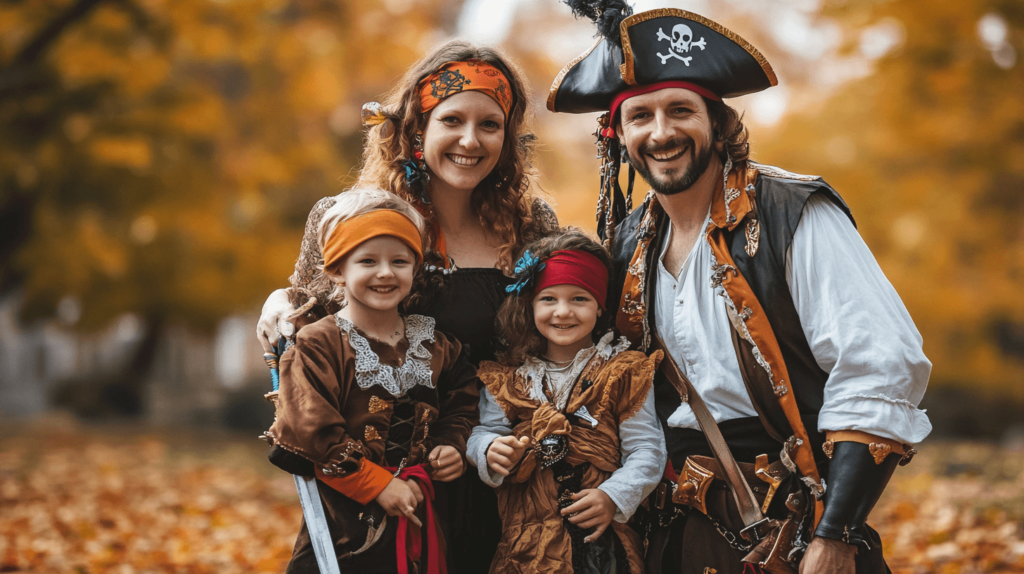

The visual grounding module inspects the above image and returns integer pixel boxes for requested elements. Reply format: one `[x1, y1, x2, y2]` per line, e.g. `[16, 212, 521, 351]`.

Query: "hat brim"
[547, 8, 778, 114]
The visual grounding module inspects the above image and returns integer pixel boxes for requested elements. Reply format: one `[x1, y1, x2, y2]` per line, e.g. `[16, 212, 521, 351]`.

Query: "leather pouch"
[672, 455, 804, 574]
[671, 456, 715, 514]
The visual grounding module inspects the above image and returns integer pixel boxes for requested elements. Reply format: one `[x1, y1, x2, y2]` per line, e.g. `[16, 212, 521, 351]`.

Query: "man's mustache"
[638, 137, 694, 157]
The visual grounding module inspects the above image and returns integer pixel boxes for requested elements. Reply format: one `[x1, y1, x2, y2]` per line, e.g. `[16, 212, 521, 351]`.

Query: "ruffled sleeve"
[612, 350, 663, 422]
[595, 350, 667, 522]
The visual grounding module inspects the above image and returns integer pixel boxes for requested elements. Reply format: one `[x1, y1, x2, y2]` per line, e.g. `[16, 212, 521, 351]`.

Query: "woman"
[256, 40, 558, 573]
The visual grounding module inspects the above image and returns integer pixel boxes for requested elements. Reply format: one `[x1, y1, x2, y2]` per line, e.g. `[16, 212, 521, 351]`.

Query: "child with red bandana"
[466, 230, 666, 574]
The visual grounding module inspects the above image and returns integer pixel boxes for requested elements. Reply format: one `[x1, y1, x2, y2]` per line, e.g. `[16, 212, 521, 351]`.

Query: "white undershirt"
[654, 194, 932, 445]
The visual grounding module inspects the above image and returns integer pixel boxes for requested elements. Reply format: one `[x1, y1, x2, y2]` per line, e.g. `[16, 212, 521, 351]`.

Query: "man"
[548, 3, 931, 574]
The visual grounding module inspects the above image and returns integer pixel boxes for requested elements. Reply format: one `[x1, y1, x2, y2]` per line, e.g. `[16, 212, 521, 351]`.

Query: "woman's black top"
[410, 268, 513, 365]
[407, 267, 512, 574]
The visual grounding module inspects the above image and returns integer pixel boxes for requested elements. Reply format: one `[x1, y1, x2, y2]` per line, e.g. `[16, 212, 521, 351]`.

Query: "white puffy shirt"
[654, 193, 932, 445]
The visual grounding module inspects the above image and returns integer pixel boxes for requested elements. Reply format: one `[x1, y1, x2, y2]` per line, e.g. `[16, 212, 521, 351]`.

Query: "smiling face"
[421, 90, 506, 194]
[335, 236, 416, 314]
[532, 284, 602, 359]
[617, 88, 718, 196]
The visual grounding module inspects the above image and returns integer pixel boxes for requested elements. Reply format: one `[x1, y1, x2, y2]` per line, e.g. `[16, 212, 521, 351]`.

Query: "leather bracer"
[813, 440, 899, 550]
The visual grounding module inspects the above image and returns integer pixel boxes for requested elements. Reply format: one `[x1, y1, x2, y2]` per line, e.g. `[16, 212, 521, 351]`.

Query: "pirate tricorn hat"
[549, 3, 777, 114]
[548, 1, 777, 244]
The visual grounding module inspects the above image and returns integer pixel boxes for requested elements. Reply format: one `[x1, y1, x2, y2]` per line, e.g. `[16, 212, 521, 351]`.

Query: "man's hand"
[374, 478, 423, 527]
[486, 436, 532, 477]
[799, 536, 856, 574]
[560, 489, 617, 543]
[256, 288, 295, 352]
[427, 445, 464, 482]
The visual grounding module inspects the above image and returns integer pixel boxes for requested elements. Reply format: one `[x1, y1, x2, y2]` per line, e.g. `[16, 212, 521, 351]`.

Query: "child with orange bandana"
[265, 188, 479, 574]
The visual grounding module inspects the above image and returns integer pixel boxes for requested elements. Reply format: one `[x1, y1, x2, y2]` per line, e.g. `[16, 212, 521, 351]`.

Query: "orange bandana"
[417, 59, 513, 118]
[323, 210, 423, 274]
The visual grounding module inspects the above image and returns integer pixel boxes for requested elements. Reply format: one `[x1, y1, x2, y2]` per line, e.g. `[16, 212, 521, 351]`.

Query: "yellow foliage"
[90, 137, 152, 169]
[2, 424, 1022, 573]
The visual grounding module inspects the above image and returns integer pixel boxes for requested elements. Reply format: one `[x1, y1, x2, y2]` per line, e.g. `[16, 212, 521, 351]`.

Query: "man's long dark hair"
[707, 99, 750, 164]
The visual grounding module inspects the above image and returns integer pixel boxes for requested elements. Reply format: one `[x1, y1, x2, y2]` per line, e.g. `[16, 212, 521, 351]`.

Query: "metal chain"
[705, 513, 754, 552]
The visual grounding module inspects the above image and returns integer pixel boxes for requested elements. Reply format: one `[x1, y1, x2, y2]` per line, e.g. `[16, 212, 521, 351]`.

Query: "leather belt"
[652, 334, 771, 542]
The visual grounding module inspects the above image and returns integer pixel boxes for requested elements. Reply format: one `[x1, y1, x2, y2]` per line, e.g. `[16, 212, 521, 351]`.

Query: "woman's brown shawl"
[476, 349, 662, 574]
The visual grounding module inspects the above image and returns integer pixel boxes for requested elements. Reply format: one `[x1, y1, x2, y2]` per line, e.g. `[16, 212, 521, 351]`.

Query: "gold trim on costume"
[868, 443, 893, 465]
[618, 8, 778, 88]
[744, 218, 760, 257]
[364, 426, 381, 441]
[368, 395, 389, 414]
[825, 430, 906, 456]
[547, 38, 604, 112]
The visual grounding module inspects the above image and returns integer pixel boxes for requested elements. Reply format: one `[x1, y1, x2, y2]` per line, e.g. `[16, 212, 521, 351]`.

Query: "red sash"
[384, 464, 446, 574]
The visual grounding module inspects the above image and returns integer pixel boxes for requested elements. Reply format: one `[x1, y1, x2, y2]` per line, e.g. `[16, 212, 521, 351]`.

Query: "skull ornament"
[535, 434, 569, 468]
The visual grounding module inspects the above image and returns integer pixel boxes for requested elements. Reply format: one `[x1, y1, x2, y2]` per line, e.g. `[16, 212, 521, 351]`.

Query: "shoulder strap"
[652, 334, 771, 542]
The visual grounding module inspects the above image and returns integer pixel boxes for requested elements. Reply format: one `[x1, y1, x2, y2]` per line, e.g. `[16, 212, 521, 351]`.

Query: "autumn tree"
[0, 0, 456, 413]
[756, 0, 1024, 396]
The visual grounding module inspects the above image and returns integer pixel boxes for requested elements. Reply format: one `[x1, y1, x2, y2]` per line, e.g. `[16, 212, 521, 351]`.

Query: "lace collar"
[335, 313, 436, 397]
[517, 332, 631, 410]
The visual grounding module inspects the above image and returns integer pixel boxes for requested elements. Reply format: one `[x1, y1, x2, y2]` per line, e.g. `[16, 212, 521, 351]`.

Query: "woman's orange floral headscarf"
[417, 59, 513, 119]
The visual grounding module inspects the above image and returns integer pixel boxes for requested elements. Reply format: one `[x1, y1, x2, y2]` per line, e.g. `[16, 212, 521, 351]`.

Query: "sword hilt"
[264, 352, 280, 392]
[263, 338, 290, 392]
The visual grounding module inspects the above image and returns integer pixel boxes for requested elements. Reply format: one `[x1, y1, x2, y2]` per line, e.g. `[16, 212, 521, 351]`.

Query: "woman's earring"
[491, 170, 510, 190]
[415, 131, 431, 204]
[403, 130, 431, 204]
[414, 131, 427, 169]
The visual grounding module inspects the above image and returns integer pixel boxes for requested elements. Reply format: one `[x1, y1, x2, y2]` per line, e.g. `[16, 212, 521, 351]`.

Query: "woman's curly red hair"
[355, 40, 540, 274]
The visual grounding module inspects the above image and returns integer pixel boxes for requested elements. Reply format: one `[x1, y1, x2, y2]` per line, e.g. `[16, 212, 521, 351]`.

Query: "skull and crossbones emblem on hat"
[657, 24, 707, 66]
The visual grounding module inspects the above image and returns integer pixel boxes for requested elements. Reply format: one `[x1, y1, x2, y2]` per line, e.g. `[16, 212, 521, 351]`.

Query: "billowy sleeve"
[598, 381, 667, 523]
[787, 193, 932, 444]
[466, 386, 514, 488]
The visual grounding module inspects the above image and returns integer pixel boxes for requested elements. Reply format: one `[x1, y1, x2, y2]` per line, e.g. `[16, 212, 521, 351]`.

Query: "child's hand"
[486, 435, 532, 476]
[375, 478, 423, 527]
[561, 489, 617, 543]
[427, 445, 464, 482]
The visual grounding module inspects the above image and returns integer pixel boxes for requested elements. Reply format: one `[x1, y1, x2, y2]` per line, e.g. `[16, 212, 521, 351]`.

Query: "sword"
[264, 344, 342, 574]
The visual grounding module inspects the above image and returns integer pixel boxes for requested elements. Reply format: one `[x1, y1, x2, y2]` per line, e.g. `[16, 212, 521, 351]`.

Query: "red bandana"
[609, 80, 721, 126]
[535, 250, 609, 309]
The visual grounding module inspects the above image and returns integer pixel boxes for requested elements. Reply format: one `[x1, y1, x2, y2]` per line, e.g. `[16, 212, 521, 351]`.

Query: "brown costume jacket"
[476, 348, 662, 574]
[265, 313, 480, 564]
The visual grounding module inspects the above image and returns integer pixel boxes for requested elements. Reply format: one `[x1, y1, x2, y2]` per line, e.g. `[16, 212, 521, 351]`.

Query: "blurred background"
[1, 0, 1023, 572]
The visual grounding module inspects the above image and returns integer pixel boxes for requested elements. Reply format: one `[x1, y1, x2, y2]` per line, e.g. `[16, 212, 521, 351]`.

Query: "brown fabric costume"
[278, 194, 558, 574]
[265, 313, 480, 572]
[476, 349, 663, 574]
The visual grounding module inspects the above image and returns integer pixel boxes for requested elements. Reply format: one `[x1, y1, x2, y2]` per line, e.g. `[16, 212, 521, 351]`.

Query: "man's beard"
[628, 136, 715, 196]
